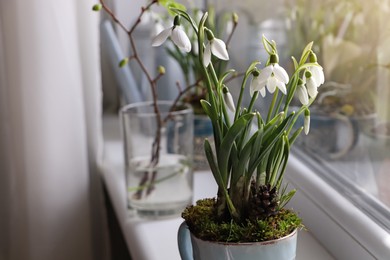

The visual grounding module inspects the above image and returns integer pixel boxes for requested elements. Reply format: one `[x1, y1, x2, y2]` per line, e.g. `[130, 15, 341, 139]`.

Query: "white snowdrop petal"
[258, 66, 273, 83]
[249, 77, 259, 97]
[203, 43, 211, 67]
[273, 64, 290, 83]
[171, 27, 191, 52]
[306, 78, 318, 98]
[277, 82, 287, 95]
[304, 115, 310, 135]
[297, 85, 309, 105]
[224, 92, 236, 112]
[211, 38, 229, 60]
[151, 27, 172, 46]
[260, 87, 266, 97]
[310, 66, 324, 86]
[267, 77, 278, 93]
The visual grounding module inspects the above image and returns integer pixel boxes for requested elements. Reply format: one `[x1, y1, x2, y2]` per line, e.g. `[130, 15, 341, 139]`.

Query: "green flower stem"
[286, 97, 314, 136]
[208, 64, 231, 128]
[247, 91, 259, 113]
[266, 88, 280, 123]
[234, 62, 259, 122]
[275, 135, 290, 189]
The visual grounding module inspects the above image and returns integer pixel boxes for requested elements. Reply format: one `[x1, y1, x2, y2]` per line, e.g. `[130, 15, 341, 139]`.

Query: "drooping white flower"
[222, 86, 235, 112]
[203, 38, 229, 67]
[304, 109, 311, 135]
[307, 65, 325, 86]
[151, 16, 191, 53]
[297, 83, 309, 105]
[307, 51, 325, 87]
[249, 55, 289, 97]
[249, 74, 266, 97]
[203, 29, 229, 67]
[303, 71, 319, 98]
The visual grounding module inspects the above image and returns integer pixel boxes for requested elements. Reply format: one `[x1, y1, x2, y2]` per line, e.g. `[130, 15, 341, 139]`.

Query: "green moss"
[182, 198, 303, 243]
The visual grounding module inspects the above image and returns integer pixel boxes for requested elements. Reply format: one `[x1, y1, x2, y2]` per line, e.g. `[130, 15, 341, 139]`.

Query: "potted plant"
[94, 0, 324, 257]
[150, 6, 323, 260]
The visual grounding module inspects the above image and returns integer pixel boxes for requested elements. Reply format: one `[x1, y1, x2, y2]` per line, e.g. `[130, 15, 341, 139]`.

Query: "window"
[107, 0, 390, 258]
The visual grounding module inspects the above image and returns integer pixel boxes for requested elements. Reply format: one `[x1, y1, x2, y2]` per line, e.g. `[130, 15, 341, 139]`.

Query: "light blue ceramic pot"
[178, 222, 298, 260]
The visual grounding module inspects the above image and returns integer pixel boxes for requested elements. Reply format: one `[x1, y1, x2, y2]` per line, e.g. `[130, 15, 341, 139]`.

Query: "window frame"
[285, 151, 390, 260]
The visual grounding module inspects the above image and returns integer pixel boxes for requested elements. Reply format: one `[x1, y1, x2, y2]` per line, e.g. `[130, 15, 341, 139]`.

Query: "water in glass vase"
[126, 153, 193, 218]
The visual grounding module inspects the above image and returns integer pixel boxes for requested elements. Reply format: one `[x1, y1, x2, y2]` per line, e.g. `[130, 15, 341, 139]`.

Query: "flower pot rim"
[120, 100, 192, 117]
[189, 225, 298, 246]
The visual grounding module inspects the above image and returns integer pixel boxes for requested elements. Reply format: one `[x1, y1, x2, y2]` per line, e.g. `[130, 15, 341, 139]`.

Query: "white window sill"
[100, 115, 335, 260]
[285, 153, 390, 260]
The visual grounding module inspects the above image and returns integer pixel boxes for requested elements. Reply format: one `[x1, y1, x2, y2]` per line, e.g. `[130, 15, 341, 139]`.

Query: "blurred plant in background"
[284, 0, 389, 118]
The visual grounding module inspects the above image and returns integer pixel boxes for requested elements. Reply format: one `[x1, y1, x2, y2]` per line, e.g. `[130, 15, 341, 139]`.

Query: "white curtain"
[0, 1, 108, 260]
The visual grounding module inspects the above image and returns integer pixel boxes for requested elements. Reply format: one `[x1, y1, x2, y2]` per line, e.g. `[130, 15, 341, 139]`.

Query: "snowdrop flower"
[203, 29, 229, 67]
[296, 79, 309, 105]
[303, 70, 319, 98]
[306, 52, 325, 87]
[249, 69, 266, 97]
[222, 86, 235, 112]
[249, 54, 289, 97]
[304, 109, 310, 135]
[152, 16, 191, 53]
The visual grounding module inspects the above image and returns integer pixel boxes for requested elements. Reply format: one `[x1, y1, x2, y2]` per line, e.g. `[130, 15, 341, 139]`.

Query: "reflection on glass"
[283, 0, 390, 229]
[212, 0, 390, 229]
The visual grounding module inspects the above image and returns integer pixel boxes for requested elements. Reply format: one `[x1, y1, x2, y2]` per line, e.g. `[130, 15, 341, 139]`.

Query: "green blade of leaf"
[204, 138, 224, 188]
[217, 113, 254, 183]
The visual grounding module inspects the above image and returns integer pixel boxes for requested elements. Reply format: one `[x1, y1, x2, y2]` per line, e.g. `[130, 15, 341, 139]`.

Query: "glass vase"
[121, 101, 194, 218]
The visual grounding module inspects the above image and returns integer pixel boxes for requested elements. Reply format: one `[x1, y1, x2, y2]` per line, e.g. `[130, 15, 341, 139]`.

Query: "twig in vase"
[97, 0, 202, 199]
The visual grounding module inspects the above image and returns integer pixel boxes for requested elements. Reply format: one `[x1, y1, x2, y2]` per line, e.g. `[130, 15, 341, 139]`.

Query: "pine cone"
[248, 182, 280, 220]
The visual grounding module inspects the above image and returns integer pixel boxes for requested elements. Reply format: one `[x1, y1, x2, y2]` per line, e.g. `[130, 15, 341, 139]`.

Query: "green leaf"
[291, 56, 299, 70]
[217, 113, 254, 183]
[200, 99, 214, 120]
[299, 41, 313, 65]
[219, 69, 236, 84]
[248, 113, 294, 174]
[204, 139, 224, 188]
[279, 188, 296, 209]
[289, 126, 303, 146]
[249, 123, 264, 172]
[231, 131, 257, 185]
[262, 35, 276, 55]
[276, 135, 290, 189]
[245, 60, 261, 77]
[160, 1, 186, 16]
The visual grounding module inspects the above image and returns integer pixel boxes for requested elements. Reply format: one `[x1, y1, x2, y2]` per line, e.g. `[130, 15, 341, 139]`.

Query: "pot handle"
[328, 113, 359, 160]
[178, 222, 193, 260]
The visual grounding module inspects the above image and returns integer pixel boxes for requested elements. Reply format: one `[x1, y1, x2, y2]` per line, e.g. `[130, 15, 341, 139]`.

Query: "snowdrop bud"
[304, 109, 310, 135]
[222, 86, 236, 112]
